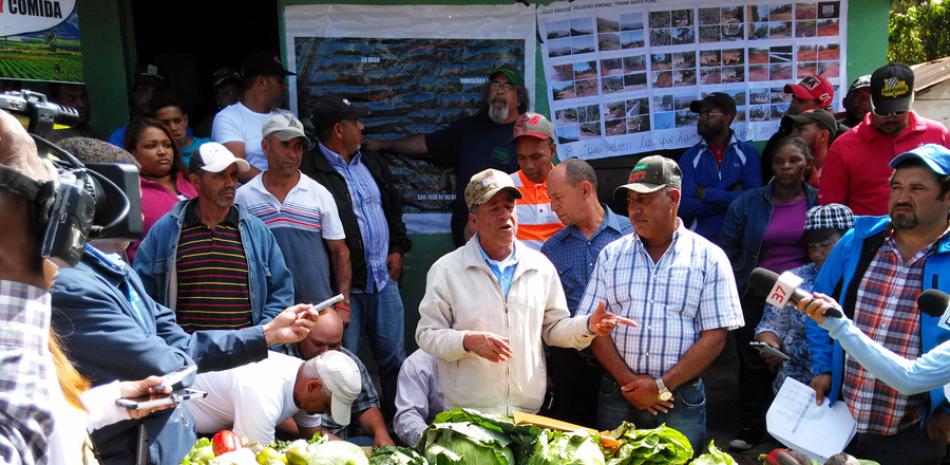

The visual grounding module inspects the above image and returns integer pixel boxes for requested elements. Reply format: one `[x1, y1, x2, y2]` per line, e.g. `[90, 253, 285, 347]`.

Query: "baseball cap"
[781, 109, 838, 135]
[312, 351, 361, 426]
[847, 74, 871, 95]
[262, 113, 311, 148]
[689, 92, 737, 114]
[512, 113, 555, 142]
[613, 155, 682, 200]
[189, 142, 251, 174]
[241, 50, 295, 78]
[134, 64, 164, 88]
[489, 65, 524, 86]
[212, 67, 242, 88]
[889, 144, 950, 175]
[784, 75, 834, 108]
[802, 203, 854, 244]
[870, 63, 915, 115]
[464, 168, 523, 210]
[310, 95, 369, 131]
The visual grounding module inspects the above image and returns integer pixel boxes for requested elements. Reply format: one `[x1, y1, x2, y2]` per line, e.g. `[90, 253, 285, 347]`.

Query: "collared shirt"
[542, 206, 632, 315]
[319, 347, 380, 437]
[0, 279, 54, 465]
[510, 169, 562, 250]
[175, 202, 253, 332]
[577, 221, 744, 376]
[756, 262, 818, 392]
[394, 350, 444, 446]
[475, 236, 519, 297]
[843, 230, 939, 434]
[320, 143, 390, 293]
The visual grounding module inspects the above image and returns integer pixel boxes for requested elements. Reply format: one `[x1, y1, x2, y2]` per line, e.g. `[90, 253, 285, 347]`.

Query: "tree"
[889, 0, 950, 64]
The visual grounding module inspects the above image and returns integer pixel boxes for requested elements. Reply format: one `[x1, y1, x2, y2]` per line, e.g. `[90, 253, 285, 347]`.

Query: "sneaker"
[728, 427, 762, 451]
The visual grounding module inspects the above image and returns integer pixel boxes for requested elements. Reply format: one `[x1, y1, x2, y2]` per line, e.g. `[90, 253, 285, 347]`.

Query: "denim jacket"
[717, 181, 818, 294]
[133, 200, 294, 325]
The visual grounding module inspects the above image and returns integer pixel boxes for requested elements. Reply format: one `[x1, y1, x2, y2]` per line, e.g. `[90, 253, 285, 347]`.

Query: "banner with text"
[0, 0, 83, 83]
[538, 0, 847, 160]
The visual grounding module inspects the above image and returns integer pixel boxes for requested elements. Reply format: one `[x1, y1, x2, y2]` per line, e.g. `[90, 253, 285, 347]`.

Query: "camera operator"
[0, 108, 61, 464]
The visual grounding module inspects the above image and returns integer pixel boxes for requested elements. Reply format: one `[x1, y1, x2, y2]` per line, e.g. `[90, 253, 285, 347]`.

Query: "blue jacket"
[678, 132, 762, 240]
[51, 246, 268, 465]
[133, 200, 294, 326]
[717, 181, 818, 294]
[807, 216, 950, 417]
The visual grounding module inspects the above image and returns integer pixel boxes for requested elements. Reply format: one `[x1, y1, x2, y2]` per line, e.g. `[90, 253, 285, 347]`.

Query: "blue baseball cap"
[889, 144, 950, 175]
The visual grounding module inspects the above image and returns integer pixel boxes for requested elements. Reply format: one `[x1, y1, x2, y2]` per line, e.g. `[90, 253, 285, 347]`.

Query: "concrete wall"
[915, 80, 950, 128]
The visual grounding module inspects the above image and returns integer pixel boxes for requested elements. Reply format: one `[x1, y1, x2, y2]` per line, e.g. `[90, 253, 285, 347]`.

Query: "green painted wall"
[78, 0, 133, 139]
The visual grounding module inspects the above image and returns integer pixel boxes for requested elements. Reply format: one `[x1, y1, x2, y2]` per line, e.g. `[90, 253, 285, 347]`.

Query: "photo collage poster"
[538, 0, 847, 161]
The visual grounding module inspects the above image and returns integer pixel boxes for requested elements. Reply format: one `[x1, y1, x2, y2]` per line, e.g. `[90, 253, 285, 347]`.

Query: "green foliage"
[524, 429, 606, 465]
[889, 0, 950, 63]
[689, 441, 737, 465]
[606, 422, 694, 465]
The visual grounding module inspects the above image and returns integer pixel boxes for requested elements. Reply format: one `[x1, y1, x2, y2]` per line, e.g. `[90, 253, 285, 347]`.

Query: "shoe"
[728, 427, 762, 451]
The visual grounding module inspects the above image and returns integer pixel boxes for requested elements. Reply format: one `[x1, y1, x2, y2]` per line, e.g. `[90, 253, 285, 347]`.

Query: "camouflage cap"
[613, 155, 681, 201]
[464, 168, 523, 210]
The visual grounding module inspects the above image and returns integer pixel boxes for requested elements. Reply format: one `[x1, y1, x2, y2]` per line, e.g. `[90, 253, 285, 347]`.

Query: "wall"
[78, 0, 134, 139]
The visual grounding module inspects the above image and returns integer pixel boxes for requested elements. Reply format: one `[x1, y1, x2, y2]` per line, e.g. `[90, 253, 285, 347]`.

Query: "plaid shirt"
[843, 232, 936, 434]
[577, 221, 744, 376]
[319, 347, 380, 437]
[0, 280, 54, 465]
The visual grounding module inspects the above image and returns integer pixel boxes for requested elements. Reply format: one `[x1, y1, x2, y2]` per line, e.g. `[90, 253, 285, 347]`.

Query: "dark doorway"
[129, 0, 279, 133]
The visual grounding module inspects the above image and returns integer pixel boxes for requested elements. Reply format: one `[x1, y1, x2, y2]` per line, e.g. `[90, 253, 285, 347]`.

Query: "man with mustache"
[134, 142, 295, 332]
[363, 66, 526, 246]
[819, 63, 950, 215]
[807, 144, 950, 465]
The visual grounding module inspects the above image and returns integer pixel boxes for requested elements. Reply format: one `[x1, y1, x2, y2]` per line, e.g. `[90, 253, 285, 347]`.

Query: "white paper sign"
[0, 0, 76, 37]
[767, 377, 857, 462]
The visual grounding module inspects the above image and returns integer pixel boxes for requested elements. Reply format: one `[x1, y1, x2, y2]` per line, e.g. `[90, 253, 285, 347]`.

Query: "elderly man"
[189, 350, 361, 445]
[134, 142, 295, 332]
[415, 168, 634, 416]
[577, 156, 744, 453]
[782, 109, 837, 187]
[364, 66, 526, 246]
[820, 63, 950, 215]
[287, 309, 396, 447]
[236, 114, 351, 316]
[541, 158, 632, 427]
[678, 93, 761, 241]
[509, 112, 562, 249]
[808, 144, 950, 465]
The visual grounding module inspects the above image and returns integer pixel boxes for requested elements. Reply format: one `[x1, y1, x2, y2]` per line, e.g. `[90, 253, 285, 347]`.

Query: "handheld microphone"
[748, 267, 843, 318]
[918, 289, 950, 330]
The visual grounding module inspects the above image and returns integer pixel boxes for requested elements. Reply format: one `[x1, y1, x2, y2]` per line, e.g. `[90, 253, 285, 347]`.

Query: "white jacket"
[415, 238, 593, 415]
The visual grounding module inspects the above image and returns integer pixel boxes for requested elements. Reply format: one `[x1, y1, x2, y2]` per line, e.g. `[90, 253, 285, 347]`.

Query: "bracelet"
[334, 302, 351, 313]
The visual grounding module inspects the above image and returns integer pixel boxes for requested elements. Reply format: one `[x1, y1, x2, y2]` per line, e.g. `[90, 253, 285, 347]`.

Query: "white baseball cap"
[189, 142, 251, 173]
[313, 351, 361, 426]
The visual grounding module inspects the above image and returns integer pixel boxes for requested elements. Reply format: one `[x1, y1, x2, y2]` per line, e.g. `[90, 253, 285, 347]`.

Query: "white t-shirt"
[212, 102, 291, 171]
[188, 351, 321, 444]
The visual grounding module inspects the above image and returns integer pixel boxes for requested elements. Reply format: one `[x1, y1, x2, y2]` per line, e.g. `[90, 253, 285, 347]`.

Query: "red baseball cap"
[784, 75, 834, 108]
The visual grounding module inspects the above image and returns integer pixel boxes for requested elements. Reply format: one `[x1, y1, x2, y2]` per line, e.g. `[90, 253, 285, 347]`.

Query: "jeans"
[596, 375, 707, 454]
[547, 347, 602, 428]
[735, 294, 775, 434]
[344, 279, 407, 421]
[846, 426, 946, 465]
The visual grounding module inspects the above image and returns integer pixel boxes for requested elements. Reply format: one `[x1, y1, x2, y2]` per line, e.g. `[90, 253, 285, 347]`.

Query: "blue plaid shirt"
[320, 143, 390, 292]
[577, 221, 744, 376]
[541, 207, 632, 315]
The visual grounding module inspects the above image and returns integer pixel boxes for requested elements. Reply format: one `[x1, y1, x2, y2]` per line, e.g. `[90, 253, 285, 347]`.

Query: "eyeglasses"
[871, 108, 908, 117]
[698, 111, 725, 118]
[490, 81, 514, 91]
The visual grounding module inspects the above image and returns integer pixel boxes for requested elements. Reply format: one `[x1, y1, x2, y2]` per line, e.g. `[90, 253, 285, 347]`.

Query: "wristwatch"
[655, 377, 673, 402]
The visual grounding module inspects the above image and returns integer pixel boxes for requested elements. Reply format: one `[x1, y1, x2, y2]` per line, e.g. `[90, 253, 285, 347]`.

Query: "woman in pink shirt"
[124, 118, 197, 260]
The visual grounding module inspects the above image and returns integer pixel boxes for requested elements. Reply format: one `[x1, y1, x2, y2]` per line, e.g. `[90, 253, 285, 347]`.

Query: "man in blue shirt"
[300, 95, 412, 422]
[541, 158, 632, 427]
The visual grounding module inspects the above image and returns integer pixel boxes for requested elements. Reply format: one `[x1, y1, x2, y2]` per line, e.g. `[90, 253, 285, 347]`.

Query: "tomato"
[211, 430, 242, 456]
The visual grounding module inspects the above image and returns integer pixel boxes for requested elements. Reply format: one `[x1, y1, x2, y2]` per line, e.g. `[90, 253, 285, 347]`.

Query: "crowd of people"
[1, 48, 950, 465]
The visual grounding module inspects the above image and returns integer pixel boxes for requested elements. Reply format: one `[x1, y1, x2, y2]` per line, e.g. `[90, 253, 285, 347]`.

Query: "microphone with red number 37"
[748, 267, 842, 318]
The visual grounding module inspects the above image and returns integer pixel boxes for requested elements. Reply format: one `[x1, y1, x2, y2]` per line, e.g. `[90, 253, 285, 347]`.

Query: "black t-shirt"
[425, 112, 519, 245]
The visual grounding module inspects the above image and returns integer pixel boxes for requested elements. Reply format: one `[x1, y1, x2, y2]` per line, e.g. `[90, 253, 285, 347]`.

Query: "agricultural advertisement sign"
[0, 0, 83, 83]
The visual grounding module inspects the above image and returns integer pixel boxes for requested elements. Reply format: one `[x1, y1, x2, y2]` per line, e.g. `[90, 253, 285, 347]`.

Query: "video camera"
[0, 90, 143, 267]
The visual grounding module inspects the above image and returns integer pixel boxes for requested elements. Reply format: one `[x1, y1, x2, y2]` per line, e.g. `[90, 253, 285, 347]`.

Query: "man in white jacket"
[415, 168, 634, 416]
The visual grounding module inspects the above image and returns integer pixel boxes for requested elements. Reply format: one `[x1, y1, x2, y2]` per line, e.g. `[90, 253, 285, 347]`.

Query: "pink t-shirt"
[127, 171, 197, 261]
[757, 196, 808, 274]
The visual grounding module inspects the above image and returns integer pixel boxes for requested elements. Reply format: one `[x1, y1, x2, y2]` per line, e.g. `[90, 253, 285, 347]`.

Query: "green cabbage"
[524, 429, 606, 465]
[418, 409, 539, 465]
[606, 423, 693, 465]
[369, 446, 429, 465]
[305, 441, 369, 465]
[689, 441, 736, 465]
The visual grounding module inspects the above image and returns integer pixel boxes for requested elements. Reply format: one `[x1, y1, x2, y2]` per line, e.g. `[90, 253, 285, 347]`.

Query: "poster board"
[0, 0, 83, 83]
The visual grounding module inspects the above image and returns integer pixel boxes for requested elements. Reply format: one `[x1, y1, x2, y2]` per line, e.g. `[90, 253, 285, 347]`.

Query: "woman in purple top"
[717, 136, 818, 451]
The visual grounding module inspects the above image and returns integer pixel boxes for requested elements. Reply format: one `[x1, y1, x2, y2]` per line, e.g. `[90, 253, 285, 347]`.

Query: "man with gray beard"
[364, 66, 527, 246]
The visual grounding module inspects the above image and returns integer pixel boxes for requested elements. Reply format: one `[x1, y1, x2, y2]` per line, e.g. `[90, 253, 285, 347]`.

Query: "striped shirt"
[577, 221, 744, 376]
[174, 203, 253, 332]
[843, 231, 936, 434]
[511, 169, 562, 250]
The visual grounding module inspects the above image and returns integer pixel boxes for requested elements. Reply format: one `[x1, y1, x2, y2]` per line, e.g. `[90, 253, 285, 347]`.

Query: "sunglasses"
[871, 107, 908, 117]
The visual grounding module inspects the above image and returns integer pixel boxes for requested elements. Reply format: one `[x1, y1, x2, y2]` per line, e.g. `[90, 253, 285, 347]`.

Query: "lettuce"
[305, 441, 369, 465]
[418, 409, 539, 465]
[524, 429, 606, 465]
[369, 446, 429, 465]
[606, 423, 693, 465]
[689, 441, 736, 465]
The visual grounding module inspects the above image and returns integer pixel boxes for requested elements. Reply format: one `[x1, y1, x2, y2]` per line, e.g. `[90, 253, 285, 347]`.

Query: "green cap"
[490, 65, 523, 86]
[613, 155, 682, 200]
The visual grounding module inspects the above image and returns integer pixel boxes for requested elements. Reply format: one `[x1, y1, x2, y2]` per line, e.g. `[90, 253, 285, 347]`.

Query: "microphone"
[918, 289, 950, 330]
[748, 267, 843, 318]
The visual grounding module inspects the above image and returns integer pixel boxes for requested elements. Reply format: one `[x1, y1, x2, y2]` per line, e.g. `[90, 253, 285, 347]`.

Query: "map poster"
[538, 0, 847, 161]
[284, 4, 536, 233]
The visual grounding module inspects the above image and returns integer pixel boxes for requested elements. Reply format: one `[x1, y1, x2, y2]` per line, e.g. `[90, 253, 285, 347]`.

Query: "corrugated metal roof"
[912, 56, 950, 92]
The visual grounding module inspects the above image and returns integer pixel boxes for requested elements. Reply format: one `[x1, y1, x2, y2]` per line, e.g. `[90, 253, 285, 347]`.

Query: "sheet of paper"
[766, 377, 857, 462]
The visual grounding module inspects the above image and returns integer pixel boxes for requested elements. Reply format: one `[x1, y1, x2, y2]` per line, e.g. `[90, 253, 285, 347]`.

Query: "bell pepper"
[212, 429, 242, 457]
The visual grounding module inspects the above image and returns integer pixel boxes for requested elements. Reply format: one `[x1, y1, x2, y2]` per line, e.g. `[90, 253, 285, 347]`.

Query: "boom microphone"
[748, 267, 842, 318]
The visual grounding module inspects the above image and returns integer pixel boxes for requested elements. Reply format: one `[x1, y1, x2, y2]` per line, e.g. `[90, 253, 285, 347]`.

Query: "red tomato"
[211, 430, 242, 456]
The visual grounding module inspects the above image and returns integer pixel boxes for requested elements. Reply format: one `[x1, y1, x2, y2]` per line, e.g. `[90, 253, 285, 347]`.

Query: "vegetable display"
[605, 422, 694, 465]
[368, 446, 428, 465]
[523, 429, 605, 465]
[690, 442, 737, 465]
[418, 409, 538, 465]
